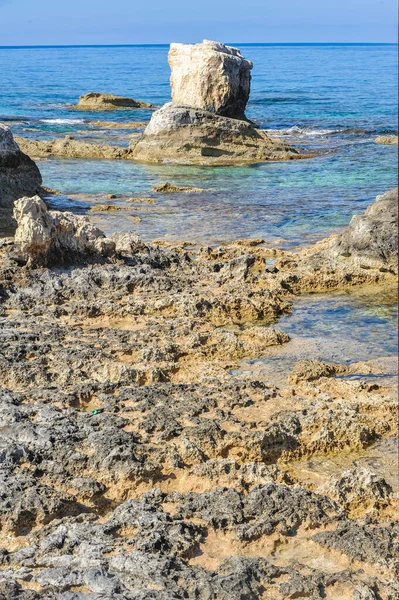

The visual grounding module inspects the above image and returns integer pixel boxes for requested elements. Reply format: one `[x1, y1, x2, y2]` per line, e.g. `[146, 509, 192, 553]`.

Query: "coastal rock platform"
[0, 189, 397, 599]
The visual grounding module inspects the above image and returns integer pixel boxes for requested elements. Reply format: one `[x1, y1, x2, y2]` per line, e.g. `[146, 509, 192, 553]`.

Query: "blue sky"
[0, 0, 397, 45]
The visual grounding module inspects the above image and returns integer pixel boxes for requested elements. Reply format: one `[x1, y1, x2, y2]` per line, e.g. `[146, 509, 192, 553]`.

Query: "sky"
[0, 0, 397, 46]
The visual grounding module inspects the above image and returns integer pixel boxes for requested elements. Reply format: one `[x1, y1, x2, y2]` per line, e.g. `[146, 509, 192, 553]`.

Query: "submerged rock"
[73, 92, 154, 110]
[0, 124, 42, 233]
[131, 103, 301, 165]
[169, 39, 253, 120]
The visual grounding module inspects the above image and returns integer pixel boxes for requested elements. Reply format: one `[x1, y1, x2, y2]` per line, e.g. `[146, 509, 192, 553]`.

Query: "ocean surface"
[0, 43, 397, 368]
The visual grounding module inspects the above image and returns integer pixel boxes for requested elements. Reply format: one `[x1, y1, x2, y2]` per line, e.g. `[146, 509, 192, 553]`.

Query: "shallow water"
[0, 44, 397, 248]
[1, 44, 397, 368]
[235, 285, 398, 386]
[284, 436, 399, 493]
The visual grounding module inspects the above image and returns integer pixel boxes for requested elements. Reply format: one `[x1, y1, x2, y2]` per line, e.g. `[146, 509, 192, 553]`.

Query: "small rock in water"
[73, 92, 154, 110]
[89, 204, 129, 212]
[153, 181, 206, 193]
[375, 135, 398, 145]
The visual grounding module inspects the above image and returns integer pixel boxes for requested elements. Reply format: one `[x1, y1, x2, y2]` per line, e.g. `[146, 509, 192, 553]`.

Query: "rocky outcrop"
[333, 187, 398, 272]
[16, 135, 133, 160]
[0, 124, 42, 233]
[272, 188, 398, 287]
[169, 40, 252, 120]
[73, 92, 154, 110]
[13, 195, 115, 265]
[131, 103, 301, 165]
[130, 41, 304, 165]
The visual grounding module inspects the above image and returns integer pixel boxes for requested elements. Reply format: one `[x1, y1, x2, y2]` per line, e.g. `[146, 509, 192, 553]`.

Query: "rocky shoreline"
[0, 39, 398, 600]
[0, 187, 397, 599]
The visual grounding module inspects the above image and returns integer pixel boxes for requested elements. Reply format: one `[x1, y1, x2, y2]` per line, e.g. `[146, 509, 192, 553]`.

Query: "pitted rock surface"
[0, 190, 397, 598]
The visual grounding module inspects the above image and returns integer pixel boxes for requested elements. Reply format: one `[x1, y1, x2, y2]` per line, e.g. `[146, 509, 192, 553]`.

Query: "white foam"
[41, 118, 85, 125]
[267, 125, 336, 137]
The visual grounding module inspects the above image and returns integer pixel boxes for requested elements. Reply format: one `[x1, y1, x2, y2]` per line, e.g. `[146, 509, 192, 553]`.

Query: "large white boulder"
[168, 40, 253, 120]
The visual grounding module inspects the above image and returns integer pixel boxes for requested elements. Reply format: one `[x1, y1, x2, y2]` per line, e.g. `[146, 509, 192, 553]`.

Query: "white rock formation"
[13, 196, 115, 264]
[168, 40, 253, 119]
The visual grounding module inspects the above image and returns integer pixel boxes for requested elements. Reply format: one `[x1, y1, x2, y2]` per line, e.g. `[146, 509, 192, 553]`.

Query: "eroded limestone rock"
[169, 39, 253, 120]
[131, 103, 301, 165]
[0, 189, 397, 599]
[13, 195, 115, 265]
[73, 92, 154, 110]
[375, 135, 398, 145]
[16, 135, 132, 161]
[334, 187, 398, 272]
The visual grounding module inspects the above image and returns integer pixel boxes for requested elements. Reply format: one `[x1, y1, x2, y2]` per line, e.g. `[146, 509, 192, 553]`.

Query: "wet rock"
[169, 40, 253, 120]
[73, 92, 154, 110]
[288, 359, 351, 384]
[89, 204, 129, 212]
[0, 124, 42, 234]
[131, 103, 301, 165]
[152, 182, 205, 193]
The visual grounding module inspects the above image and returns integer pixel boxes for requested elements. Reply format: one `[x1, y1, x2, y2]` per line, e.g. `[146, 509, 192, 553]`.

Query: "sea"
[0, 43, 398, 368]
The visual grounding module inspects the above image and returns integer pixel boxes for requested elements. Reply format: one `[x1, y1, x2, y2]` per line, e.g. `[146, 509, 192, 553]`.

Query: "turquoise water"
[0, 44, 397, 368]
[235, 286, 399, 386]
[0, 44, 397, 247]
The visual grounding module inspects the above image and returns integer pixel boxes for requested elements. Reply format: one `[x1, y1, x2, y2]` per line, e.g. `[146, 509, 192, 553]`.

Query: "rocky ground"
[0, 189, 397, 599]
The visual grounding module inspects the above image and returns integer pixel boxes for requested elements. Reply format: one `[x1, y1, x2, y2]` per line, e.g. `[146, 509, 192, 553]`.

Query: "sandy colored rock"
[321, 466, 394, 517]
[169, 39, 253, 120]
[91, 120, 148, 129]
[73, 92, 154, 110]
[89, 204, 129, 212]
[0, 188, 398, 599]
[13, 195, 115, 265]
[375, 135, 398, 145]
[16, 135, 132, 160]
[131, 103, 303, 165]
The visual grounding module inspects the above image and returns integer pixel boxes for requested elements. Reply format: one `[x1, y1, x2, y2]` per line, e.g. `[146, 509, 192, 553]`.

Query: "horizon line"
[0, 42, 397, 49]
